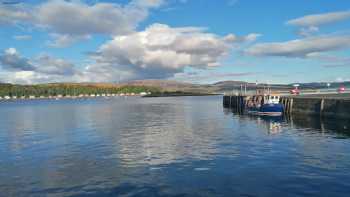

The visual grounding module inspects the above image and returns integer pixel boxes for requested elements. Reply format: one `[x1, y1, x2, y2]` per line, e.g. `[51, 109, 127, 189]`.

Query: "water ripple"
[1, 96, 350, 196]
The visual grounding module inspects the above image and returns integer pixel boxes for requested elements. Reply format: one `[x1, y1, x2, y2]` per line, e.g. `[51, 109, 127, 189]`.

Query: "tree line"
[0, 83, 160, 97]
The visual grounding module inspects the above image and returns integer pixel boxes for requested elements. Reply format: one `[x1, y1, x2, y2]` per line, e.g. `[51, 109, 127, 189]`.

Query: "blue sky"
[0, 0, 350, 84]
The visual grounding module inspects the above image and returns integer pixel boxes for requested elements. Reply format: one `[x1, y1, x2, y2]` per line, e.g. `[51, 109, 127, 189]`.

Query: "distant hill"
[1, 80, 349, 95]
[122, 79, 194, 88]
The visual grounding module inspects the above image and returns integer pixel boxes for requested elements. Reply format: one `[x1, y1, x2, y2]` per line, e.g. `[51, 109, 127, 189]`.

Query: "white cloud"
[33, 54, 78, 76]
[34, 0, 143, 35]
[307, 52, 350, 68]
[287, 10, 350, 27]
[242, 33, 261, 42]
[47, 33, 91, 48]
[306, 52, 350, 63]
[13, 35, 32, 40]
[244, 35, 350, 58]
[0, 48, 35, 71]
[335, 77, 350, 82]
[131, 0, 164, 8]
[0, 0, 164, 46]
[5, 48, 17, 55]
[297, 26, 319, 37]
[0, 48, 81, 84]
[0, 4, 33, 25]
[85, 23, 256, 81]
[0, 70, 84, 84]
[173, 71, 257, 82]
[287, 10, 350, 37]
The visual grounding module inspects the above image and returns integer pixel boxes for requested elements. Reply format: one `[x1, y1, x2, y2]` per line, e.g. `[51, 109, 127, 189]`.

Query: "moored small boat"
[247, 94, 283, 116]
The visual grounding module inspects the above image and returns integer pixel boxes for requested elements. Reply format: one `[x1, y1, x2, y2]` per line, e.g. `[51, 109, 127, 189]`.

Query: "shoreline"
[142, 93, 221, 97]
[0, 93, 222, 102]
[0, 94, 142, 102]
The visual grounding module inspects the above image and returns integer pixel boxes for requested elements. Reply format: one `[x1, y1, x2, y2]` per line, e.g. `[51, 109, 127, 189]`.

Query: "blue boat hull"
[248, 103, 283, 116]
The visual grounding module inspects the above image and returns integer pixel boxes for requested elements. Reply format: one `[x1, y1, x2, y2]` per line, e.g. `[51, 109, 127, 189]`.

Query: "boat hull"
[248, 103, 283, 116]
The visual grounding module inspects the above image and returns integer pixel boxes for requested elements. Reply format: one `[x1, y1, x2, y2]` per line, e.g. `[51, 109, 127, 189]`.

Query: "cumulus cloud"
[34, 0, 142, 35]
[287, 10, 350, 27]
[0, 48, 81, 83]
[244, 35, 350, 58]
[0, 70, 84, 84]
[85, 23, 256, 81]
[34, 54, 78, 76]
[0, 48, 35, 71]
[0, 0, 164, 46]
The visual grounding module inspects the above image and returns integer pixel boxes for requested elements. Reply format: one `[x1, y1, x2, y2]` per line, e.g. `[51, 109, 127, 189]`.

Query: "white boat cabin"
[264, 94, 280, 104]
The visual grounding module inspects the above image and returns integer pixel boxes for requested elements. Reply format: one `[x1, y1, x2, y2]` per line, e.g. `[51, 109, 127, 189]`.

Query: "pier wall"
[223, 95, 350, 118]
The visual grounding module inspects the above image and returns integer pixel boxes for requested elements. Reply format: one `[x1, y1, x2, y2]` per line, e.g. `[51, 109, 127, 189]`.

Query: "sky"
[0, 0, 350, 84]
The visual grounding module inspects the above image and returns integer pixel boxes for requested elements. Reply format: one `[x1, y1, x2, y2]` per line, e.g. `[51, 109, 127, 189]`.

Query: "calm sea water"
[1, 96, 350, 197]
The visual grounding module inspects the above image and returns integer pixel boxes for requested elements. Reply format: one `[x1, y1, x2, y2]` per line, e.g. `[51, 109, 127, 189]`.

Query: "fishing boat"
[247, 94, 284, 116]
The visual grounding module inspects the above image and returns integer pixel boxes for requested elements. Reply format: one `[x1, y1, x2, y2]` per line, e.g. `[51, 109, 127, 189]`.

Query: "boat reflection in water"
[225, 108, 350, 137]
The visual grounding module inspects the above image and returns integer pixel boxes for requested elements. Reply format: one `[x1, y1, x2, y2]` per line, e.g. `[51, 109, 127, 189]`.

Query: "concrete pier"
[223, 95, 350, 119]
[223, 95, 246, 113]
[281, 97, 350, 119]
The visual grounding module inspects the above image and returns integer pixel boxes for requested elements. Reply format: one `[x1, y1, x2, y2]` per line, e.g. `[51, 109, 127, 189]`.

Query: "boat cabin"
[264, 94, 280, 104]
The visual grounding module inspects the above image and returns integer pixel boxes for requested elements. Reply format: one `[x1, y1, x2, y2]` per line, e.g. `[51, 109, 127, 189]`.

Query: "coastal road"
[280, 89, 350, 99]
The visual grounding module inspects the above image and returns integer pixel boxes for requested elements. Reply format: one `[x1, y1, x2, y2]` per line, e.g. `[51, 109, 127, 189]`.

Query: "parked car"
[290, 88, 300, 95]
[338, 86, 346, 93]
